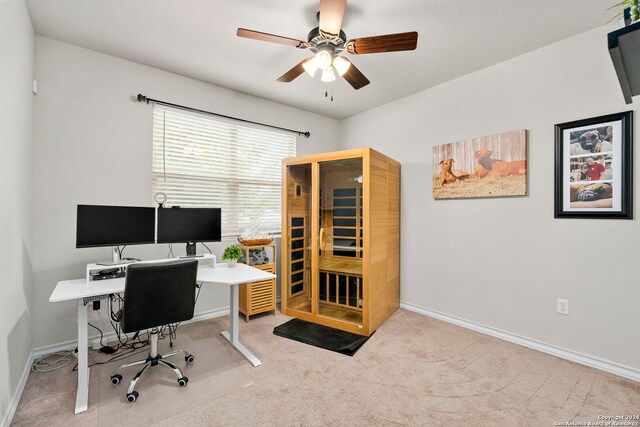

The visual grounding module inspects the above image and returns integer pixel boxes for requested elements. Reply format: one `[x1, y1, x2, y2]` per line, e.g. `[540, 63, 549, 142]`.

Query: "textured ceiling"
[26, 0, 615, 119]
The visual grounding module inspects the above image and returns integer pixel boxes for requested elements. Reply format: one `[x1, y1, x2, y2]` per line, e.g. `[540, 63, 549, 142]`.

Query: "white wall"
[32, 36, 340, 348]
[340, 26, 640, 371]
[27, 17, 640, 379]
[0, 0, 34, 422]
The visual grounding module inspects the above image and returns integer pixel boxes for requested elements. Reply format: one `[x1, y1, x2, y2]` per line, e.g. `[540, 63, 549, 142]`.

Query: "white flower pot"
[227, 259, 238, 268]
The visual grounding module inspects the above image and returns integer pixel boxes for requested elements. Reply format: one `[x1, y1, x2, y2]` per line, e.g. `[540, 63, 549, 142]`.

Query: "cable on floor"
[31, 351, 75, 373]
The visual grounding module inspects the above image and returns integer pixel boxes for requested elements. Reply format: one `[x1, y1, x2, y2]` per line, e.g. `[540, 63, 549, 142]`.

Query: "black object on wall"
[608, 20, 640, 104]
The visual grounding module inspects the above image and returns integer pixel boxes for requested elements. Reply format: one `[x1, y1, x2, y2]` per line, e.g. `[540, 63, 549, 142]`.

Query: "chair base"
[110, 328, 194, 402]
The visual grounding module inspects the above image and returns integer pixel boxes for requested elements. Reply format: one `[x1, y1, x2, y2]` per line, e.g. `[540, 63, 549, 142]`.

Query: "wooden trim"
[280, 162, 289, 313]
[362, 148, 371, 334]
[311, 162, 319, 316]
[280, 161, 288, 312]
[288, 309, 368, 336]
[282, 148, 366, 166]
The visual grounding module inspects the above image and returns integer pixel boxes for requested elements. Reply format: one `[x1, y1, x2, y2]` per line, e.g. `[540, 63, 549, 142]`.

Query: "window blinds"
[152, 105, 296, 236]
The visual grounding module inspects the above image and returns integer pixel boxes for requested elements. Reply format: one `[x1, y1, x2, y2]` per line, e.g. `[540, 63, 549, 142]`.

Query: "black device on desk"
[157, 207, 221, 256]
[90, 267, 126, 281]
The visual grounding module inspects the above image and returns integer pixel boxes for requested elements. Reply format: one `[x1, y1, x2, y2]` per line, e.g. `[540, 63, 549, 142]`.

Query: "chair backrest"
[121, 259, 198, 333]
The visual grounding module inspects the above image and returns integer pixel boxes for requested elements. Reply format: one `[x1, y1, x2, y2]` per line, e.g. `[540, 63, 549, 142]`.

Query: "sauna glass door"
[317, 158, 364, 325]
[286, 163, 312, 314]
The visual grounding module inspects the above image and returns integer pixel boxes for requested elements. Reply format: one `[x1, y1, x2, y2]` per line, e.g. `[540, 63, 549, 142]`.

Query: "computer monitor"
[76, 205, 156, 264]
[157, 207, 222, 256]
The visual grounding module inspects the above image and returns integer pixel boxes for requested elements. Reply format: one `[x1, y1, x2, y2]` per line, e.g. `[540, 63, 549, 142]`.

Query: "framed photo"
[554, 111, 633, 219]
[432, 129, 527, 199]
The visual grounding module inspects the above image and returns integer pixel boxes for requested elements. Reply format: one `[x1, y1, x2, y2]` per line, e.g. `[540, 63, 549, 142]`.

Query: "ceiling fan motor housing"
[307, 27, 347, 53]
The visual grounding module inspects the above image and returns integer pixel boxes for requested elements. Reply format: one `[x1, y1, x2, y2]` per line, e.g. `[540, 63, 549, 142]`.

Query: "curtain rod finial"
[137, 94, 148, 103]
[303, 132, 311, 138]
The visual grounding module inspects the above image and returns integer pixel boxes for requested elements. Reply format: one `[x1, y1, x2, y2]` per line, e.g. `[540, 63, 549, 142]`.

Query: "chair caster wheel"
[185, 355, 195, 364]
[111, 374, 122, 385]
[178, 377, 189, 387]
[126, 391, 139, 403]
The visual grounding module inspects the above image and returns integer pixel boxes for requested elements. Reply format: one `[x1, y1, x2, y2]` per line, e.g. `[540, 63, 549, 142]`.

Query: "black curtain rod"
[136, 94, 310, 138]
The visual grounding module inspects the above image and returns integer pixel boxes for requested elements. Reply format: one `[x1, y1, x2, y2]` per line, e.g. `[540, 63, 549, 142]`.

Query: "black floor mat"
[273, 318, 371, 356]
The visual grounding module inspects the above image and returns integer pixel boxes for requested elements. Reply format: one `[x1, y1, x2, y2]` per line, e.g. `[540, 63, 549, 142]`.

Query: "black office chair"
[110, 259, 199, 403]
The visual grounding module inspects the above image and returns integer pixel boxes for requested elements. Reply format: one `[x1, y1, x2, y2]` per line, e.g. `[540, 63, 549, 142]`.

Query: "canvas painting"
[432, 129, 528, 199]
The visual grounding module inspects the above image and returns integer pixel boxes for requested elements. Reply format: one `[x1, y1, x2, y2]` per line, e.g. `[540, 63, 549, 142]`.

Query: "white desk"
[49, 262, 276, 414]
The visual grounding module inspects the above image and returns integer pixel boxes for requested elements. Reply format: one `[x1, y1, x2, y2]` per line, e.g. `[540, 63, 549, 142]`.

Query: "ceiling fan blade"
[342, 59, 370, 90]
[319, 0, 346, 40]
[344, 31, 418, 54]
[237, 28, 309, 49]
[277, 58, 312, 82]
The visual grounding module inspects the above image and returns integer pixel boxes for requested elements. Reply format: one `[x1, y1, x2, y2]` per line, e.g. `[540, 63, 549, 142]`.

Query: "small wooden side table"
[238, 243, 276, 321]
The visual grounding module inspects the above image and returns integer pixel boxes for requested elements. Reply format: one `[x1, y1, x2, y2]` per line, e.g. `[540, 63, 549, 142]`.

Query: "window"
[152, 105, 296, 236]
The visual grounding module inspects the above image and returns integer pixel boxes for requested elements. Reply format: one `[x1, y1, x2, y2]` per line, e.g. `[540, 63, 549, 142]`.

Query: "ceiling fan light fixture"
[302, 58, 318, 77]
[332, 56, 350, 76]
[321, 67, 336, 82]
[315, 48, 333, 70]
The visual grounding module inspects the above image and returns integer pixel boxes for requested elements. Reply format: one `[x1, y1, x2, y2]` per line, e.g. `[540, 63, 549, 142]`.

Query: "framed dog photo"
[432, 129, 528, 199]
[554, 111, 633, 219]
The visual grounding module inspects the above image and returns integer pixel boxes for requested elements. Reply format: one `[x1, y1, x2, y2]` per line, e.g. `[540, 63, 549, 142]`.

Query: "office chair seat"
[109, 259, 199, 403]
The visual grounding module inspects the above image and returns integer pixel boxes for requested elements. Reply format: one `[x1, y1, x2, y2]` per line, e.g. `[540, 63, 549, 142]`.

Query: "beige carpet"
[96, 333, 252, 426]
[12, 309, 640, 426]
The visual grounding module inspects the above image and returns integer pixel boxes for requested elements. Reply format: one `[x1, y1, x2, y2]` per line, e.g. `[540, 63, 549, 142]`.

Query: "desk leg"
[75, 300, 89, 413]
[220, 284, 262, 367]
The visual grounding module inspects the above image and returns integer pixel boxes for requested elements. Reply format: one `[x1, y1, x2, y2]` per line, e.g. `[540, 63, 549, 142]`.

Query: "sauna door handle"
[319, 227, 327, 250]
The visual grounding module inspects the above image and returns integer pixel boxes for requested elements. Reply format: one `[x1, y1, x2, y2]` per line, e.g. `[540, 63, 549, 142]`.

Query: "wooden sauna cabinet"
[281, 148, 400, 336]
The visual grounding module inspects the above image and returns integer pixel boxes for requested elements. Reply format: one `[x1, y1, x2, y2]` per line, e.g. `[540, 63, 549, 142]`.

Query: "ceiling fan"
[237, 0, 418, 90]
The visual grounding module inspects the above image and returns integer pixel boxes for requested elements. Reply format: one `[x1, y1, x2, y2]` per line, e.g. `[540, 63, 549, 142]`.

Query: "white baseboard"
[32, 338, 77, 358]
[1, 349, 34, 427]
[191, 306, 229, 323]
[400, 302, 640, 383]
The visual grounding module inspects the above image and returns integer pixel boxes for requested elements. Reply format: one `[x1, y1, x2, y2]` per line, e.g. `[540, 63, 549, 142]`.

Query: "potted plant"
[222, 245, 243, 267]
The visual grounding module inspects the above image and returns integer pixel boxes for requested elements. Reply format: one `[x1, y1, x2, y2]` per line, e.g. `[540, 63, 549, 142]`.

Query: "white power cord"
[31, 351, 74, 373]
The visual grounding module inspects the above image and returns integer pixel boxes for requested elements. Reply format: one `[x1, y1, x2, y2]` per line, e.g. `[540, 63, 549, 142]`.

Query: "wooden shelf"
[318, 258, 362, 276]
[608, 21, 640, 104]
[238, 243, 276, 321]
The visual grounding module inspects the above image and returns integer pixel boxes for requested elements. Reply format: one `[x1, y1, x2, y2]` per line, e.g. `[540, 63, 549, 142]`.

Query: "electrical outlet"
[557, 298, 569, 315]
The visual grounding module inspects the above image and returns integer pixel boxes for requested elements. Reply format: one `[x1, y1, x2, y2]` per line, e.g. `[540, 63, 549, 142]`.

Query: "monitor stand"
[180, 242, 203, 258]
[186, 242, 196, 256]
[95, 246, 135, 266]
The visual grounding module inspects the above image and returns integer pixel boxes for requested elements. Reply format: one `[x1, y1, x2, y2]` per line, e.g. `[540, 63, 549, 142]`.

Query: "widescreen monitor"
[157, 208, 222, 255]
[76, 205, 156, 248]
